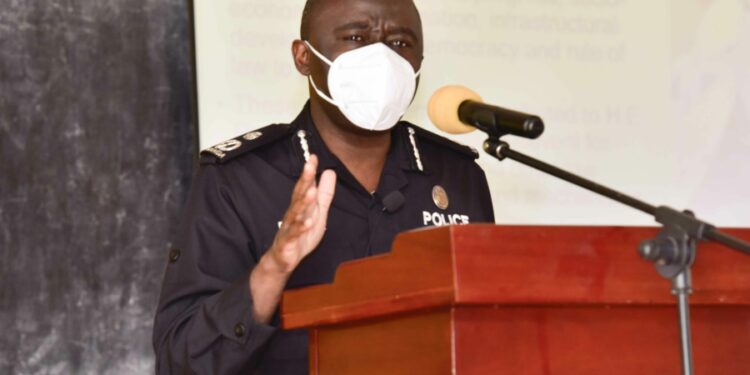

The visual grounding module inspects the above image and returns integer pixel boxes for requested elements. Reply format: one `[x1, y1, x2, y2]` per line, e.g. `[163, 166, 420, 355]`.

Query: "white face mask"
[304, 41, 421, 131]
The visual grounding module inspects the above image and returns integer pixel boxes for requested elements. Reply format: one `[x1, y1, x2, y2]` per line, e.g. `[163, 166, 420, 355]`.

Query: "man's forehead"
[312, 0, 420, 27]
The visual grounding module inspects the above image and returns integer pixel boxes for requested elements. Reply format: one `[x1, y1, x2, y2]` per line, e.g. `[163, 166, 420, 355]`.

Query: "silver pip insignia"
[243, 131, 263, 141]
[432, 185, 449, 210]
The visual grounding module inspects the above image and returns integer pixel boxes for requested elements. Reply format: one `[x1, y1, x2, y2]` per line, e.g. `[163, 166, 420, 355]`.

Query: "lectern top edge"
[282, 225, 750, 329]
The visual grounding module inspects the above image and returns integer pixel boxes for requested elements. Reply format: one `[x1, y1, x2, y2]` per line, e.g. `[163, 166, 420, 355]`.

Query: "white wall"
[194, 0, 750, 227]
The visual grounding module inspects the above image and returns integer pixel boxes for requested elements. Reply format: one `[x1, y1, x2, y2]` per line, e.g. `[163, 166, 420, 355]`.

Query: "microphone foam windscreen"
[427, 85, 483, 134]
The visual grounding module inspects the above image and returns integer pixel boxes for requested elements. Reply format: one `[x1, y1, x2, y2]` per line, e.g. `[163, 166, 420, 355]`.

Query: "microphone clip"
[381, 191, 406, 214]
[483, 138, 510, 161]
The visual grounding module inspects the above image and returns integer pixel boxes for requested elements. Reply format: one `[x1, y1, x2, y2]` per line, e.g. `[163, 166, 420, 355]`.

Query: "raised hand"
[249, 155, 336, 323]
[269, 154, 337, 272]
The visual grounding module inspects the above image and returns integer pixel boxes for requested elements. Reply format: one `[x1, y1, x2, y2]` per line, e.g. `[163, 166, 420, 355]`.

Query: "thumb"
[317, 170, 336, 214]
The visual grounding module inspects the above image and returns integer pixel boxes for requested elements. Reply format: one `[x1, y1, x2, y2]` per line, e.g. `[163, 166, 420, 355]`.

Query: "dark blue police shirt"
[153, 103, 495, 374]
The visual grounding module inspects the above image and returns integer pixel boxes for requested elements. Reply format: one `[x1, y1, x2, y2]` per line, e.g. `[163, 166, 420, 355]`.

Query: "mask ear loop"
[307, 75, 338, 107]
[303, 41, 334, 65]
[303, 41, 339, 106]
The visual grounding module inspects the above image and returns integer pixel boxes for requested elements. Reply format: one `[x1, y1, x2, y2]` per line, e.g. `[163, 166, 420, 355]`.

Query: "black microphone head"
[430, 85, 545, 139]
[523, 117, 545, 139]
[382, 191, 406, 213]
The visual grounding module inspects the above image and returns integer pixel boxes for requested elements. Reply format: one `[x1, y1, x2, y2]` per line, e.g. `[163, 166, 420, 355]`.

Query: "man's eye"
[345, 35, 364, 42]
[389, 40, 409, 48]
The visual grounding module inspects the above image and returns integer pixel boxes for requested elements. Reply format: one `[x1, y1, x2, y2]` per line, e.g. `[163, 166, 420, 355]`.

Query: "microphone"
[427, 85, 544, 139]
[382, 191, 405, 213]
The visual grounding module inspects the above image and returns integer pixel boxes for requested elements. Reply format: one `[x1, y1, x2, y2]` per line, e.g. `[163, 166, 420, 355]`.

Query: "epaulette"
[408, 123, 480, 160]
[200, 124, 295, 165]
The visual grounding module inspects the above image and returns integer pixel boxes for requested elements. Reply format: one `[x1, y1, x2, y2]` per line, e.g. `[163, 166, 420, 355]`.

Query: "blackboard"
[0, 0, 196, 372]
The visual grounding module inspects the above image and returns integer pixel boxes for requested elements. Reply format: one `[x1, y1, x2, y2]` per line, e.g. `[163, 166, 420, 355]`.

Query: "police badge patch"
[432, 185, 449, 210]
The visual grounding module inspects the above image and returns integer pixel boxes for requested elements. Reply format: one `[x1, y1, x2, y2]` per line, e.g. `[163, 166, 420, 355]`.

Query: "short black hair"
[300, 0, 322, 40]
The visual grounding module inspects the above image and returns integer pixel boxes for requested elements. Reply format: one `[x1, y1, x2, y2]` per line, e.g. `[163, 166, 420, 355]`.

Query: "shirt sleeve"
[152, 164, 276, 374]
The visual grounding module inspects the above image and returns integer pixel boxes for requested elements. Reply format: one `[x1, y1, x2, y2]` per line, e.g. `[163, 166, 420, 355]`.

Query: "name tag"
[422, 211, 470, 227]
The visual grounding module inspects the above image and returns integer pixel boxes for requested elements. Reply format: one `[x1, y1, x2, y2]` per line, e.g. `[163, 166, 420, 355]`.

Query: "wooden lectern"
[281, 225, 750, 374]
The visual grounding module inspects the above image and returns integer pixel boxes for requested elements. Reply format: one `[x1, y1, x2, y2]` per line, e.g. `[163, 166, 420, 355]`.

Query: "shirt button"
[234, 323, 246, 338]
[168, 249, 181, 263]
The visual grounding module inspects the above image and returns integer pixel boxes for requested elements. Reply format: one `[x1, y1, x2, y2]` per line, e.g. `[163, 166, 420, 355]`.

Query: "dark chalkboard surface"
[0, 0, 196, 372]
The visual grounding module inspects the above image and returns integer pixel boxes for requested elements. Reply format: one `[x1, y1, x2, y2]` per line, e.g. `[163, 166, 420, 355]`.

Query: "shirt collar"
[288, 103, 436, 201]
[289, 102, 427, 176]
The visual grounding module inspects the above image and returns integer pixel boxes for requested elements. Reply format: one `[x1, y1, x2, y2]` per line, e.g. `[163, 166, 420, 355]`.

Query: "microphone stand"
[483, 137, 750, 375]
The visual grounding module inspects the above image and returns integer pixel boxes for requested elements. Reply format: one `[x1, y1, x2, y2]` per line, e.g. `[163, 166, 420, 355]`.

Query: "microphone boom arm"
[482, 138, 750, 255]
[483, 137, 750, 375]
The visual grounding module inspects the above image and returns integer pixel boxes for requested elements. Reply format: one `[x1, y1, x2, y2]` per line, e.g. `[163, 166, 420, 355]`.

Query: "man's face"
[303, 0, 424, 110]
[307, 0, 423, 67]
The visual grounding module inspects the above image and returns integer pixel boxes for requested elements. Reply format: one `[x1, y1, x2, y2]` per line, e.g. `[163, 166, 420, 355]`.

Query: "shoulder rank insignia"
[200, 124, 295, 165]
[407, 123, 480, 160]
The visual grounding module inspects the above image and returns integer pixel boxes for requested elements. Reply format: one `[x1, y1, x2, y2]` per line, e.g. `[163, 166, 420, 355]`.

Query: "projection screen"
[193, 0, 750, 226]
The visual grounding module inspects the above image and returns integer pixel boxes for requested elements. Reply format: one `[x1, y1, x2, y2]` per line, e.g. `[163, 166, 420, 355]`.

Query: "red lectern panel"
[282, 225, 750, 374]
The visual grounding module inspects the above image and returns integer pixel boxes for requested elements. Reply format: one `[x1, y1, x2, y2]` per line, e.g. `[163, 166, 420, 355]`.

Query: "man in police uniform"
[153, 0, 494, 373]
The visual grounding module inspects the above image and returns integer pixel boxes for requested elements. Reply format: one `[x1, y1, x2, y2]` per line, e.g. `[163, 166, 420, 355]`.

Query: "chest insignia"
[297, 130, 311, 162]
[432, 185, 450, 210]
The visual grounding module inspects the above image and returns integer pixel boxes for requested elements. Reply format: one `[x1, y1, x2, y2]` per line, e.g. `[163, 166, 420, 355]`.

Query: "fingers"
[280, 155, 321, 237]
[280, 156, 337, 237]
[286, 155, 318, 219]
[298, 185, 317, 229]
[298, 169, 333, 232]
[306, 169, 336, 234]
[271, 156, 335, 268]
[317, 169, 336, 213]
[290, 155, 318, 202]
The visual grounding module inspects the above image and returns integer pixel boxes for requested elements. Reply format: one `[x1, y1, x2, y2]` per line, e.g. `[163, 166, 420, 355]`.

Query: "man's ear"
[292, 40, 311, 76]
